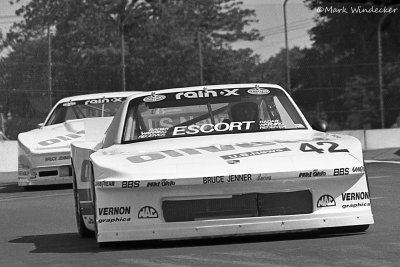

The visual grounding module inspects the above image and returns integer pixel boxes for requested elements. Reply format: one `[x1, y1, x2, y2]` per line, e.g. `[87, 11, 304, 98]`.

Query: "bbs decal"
[299, 142, 349, 154]
[122, 181, 140, 188]
[334, 168, 349, 176]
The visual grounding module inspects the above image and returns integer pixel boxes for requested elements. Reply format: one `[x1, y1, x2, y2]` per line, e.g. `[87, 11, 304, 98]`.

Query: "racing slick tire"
[90, 166, 109, 247]
[72, 163, 94, 238]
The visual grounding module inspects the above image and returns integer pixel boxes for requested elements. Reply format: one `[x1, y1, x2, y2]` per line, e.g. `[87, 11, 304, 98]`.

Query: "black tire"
[89, 164, 108, 247]
[72, 164, 94, 238]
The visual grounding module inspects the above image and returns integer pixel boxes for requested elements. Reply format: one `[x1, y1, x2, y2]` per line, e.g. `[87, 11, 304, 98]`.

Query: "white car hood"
[91, 130, 364, 182]
[18, 120, 85, 154]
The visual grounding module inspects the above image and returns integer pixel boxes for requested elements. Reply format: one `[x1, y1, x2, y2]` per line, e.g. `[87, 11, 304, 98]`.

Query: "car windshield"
[122, 86, 306, 143]
[45, 97, 126, 126]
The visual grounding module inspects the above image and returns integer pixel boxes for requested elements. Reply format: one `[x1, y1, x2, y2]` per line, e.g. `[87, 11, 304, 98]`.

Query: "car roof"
[57, 91, 142, 103]
[124, 83, 285, 102]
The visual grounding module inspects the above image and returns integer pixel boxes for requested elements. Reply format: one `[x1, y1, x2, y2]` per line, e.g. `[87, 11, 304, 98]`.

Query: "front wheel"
[72, 164, 94, 238]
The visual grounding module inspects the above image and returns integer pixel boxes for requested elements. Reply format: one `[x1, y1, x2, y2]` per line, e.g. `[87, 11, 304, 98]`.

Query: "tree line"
[0, 0, 399, 138]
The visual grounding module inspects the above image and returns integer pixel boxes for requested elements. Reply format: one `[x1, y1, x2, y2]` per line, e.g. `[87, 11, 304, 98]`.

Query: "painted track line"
[365, 160, 400, 164]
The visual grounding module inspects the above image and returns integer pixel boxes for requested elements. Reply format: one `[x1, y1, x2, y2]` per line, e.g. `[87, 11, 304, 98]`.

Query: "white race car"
[17, 91, 140, 187]
[71, 84, 374, 245]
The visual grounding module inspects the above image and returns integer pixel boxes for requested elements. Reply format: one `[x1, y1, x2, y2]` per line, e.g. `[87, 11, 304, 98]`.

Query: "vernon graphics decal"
[126, 141, 276, 164]
[341, 191, 369, 201]
[97, 206, 131, 224]
[98, 206, 131, 216]
[341, 192, 370, 209]
[138, 206, 158, 219]
[317, 195, 336, 207]
[175, 89, 239, 99]
[84, 97, 124, 105]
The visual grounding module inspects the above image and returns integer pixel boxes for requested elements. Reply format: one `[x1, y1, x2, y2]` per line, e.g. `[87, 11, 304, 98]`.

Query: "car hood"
[18, 120, 85, 154]
[91, 130, 364, 183]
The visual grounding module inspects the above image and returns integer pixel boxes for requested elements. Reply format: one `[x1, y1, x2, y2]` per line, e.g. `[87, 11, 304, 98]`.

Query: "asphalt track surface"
[0, 162, 399, 267]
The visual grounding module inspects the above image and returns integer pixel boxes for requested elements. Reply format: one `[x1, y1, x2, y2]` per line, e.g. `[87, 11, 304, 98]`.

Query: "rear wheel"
[72, 164, 94, 238]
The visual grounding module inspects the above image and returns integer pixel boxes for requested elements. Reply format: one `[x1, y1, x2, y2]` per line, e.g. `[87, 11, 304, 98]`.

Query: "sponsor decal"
[256, 174, 271, 181]
[95, 181, 115, 187]
[126, 141, 276, 164]
[172, 121, 255, 136]
[63, 101, 76, 107]
[143, 94, 166, 103]
[203, 174, 252, 184]
[45, 155, 71, 162]
[38, 133, 84, 147]
[341, 191, 369, 201]
[298, 169, 327, 178]
[352, 166, 365, 173]
[122, 181, 140, 188]
[203, 176, 224, 184]
[342, 203, 371, 209]
[317, 194, 336, 207]
[98, 217, 131, 224]
[333, 168, 349, 176]
[98, 206, 131, 216]
[227, 174, 252, 182]
[247, 87, 270, 95]
[139, 128, 168, 139]
[175, 89, 239, 99]
[259, 120, 285, 129]
[87, 217, 94, 225]
[18, 166, 30, 178]
[84, 97, 123, 105]
[120, 138, 345, 164]
[138, 206, 159, 219]
[220, 147, 290, 160]
[147, 179, 176, 187]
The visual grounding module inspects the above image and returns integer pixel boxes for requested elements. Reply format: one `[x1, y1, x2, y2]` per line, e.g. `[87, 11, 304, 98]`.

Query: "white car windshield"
[122, 87, 306, 143]
[45, 97, 126, 126]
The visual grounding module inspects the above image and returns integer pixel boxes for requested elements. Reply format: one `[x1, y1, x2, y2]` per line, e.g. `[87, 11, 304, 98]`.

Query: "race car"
[17, 91, 140, 187]
[70, 84, 374, 244]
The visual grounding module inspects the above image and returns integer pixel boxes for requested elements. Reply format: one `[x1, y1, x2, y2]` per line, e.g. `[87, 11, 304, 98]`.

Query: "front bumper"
[97, 209, 373, 243]
[93, 173, 374, 243]
[18, 164, 72, 186]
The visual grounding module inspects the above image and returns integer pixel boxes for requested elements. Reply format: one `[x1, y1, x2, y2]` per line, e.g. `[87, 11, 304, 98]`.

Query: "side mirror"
[312, 120, 328, 132]
[38, 123, 44, 129]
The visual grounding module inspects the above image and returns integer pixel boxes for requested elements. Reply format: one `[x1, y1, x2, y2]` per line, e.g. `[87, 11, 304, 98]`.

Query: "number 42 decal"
[300, 142, 349, 154]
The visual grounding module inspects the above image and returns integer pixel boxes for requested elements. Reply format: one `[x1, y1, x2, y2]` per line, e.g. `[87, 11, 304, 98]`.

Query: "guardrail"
[1, 128, 400, 173]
